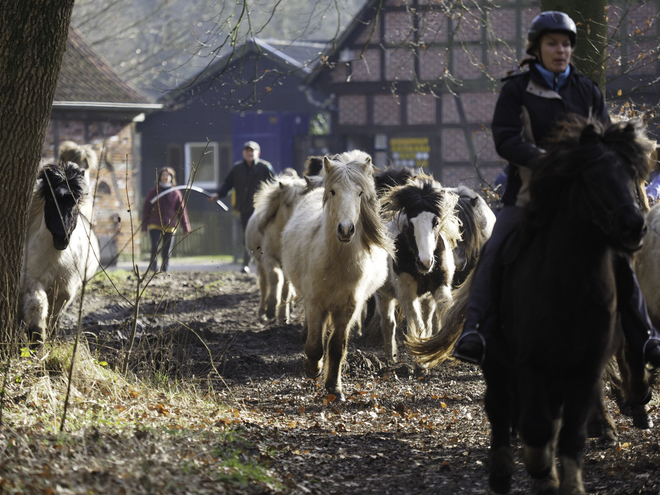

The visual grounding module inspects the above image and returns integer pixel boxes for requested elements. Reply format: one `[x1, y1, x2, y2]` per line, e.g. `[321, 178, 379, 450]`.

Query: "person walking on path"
[142, 167, 191, 272]
[210, 141, 274, 273]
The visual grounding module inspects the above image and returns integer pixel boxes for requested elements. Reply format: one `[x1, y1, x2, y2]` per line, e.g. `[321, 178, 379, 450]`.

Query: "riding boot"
[616, 256, 660, 370]
[452, 206, 523, 365]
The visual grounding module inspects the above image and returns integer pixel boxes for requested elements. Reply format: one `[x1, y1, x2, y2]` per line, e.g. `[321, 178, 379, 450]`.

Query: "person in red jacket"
[142, 167, 191, 272]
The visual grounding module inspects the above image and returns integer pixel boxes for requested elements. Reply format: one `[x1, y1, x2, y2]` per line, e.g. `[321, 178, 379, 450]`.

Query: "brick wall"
[462, 91, 498, 124]
[419, 10, 448, 43]
[471, 128, 499, 162]
[453, 47, 484, 80]
[488, 7, 517, 41]
[454, 9, 483, 42]
[385, 48, 415, 80]
[442, 94, 461, 124]
[384, 11, 414, 44]
[352, 49, 382, 82]
[374, 94, 401, 125]
[407, 93, 436, 125]
[442, 128, 470, 161]
[339, 95, 368, 125]
[419, 46, 448, 81]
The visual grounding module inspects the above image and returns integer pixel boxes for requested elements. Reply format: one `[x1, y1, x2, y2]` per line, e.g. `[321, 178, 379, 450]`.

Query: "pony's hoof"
[304, 359, 322, 378]
[633, 412, 653, 429]
[596, 431, 618, 449]
[326, 387, 345, 402]
[488, 473, 512, 494]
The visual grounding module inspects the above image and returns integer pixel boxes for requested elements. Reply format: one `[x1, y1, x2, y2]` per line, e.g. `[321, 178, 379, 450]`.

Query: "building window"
[184, 142, 219, 189]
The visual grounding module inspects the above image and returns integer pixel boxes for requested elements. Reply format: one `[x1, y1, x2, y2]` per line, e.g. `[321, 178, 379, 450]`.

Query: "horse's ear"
[279, 181, 285, 190]
[579, 124, 602, 146]
[323, 156, 334, 175]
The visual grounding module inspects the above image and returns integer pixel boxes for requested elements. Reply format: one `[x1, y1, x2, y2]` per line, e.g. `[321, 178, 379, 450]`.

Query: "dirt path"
[80, 270, 660, 494]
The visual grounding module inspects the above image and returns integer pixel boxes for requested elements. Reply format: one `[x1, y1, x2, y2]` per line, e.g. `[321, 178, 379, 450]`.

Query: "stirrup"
[452, 331, 486, 366]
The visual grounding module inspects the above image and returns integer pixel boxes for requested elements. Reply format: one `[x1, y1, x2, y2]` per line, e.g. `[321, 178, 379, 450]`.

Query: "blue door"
[232, 112, 309, 172]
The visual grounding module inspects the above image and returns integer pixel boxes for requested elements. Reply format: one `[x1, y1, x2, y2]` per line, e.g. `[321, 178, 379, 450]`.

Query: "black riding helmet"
[526, 11, 577, 55]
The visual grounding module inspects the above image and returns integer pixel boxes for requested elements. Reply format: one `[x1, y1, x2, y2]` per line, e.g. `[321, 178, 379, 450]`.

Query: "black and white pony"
[376, 175, 461, 362]
[20, 161, 100, 342]
[448, 185, 496, 288]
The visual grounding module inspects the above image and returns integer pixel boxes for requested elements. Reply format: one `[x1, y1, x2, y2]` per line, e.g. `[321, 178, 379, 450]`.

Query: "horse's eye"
[330, 190, 336, 196]
[432, 217, 439, 228]
[359, 191, 364, 197]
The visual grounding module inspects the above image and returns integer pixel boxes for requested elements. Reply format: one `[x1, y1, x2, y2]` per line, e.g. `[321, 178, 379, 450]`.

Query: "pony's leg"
[277, 277, 292, 325]
[517, 374, 559, 491]
[21, 282, 49, 342]
[484, 363, 515, 494]
[256, 261, 269, 319]
[420, 296, 436, 338]
[264, 259, 283, 321]
[303, 307, 327, 379]
[555, 378, 600, 495]
[586, 388, 617, 448]
[377, 292, 398, 362]
[618, 339, 654, 428]
[325, 306, 358, 400]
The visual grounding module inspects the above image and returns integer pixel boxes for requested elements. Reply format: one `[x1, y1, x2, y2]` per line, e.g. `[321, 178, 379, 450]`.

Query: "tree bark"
[0, 2, 74, 354]
[541, 0, 608, 92]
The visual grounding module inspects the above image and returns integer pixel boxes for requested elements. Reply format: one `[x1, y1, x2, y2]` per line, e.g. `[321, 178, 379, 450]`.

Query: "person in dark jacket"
[452, 11, 660, 371]
[210, 141, 274, 273]
[142, 167, 191, 272]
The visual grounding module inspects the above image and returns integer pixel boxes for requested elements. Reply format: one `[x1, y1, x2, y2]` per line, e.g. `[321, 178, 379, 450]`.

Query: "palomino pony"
[448, 185, 496, 288]
[245, 173, 322, 324]
[281, 151, 394, 400]
[20, 162, 101, 342]
[376, 175, 461, 362]
[410, 117, 653, 494]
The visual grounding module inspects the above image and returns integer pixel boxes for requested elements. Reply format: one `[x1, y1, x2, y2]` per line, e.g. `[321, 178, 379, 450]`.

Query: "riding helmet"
[527, 11, 577, 52]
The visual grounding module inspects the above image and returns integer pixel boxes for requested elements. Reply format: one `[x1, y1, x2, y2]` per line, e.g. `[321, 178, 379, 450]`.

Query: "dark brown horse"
[485, 117, 653, 494]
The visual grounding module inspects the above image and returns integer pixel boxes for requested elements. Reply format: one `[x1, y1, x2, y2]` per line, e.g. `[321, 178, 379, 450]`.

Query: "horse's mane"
[58, 141, 98, 171]
[253, 175, 307, 230]
[451, 185, 489, 262]
[527, 116, 653, 227]
[37, 162, 87, 203]
[323, 150, 395, 256]
[374, 166, 417, 197]
[381, 174, 462, 249]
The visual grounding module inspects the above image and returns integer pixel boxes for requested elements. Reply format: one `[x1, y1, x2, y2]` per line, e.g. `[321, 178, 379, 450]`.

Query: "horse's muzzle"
[337, 223, 355, 242]
[615, 211, 646, 253]
[416, 257, 434, 273]
[53, 238, 70, 250]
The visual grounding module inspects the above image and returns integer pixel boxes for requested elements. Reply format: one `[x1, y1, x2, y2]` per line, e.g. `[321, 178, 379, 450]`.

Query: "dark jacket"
[142, 186, 191, 233]
[492, 64, 610, 206]
[216, 158, 275, 216]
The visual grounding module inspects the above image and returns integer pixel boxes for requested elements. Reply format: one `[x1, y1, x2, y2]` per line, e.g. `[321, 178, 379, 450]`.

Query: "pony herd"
[249, 118, 660, 495]
[248, 150, 494, 399]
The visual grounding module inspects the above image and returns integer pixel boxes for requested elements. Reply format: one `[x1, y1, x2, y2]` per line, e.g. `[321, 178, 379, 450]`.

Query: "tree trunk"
[0, 3, 74, 354]
[541, 0, 608, 92]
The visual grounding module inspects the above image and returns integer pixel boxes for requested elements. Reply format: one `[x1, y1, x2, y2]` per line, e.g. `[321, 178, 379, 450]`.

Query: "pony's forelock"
[38, 162, 87, 202]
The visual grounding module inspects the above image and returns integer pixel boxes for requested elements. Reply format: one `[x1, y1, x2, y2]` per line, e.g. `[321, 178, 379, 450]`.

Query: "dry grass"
[0, 340, 285, 494]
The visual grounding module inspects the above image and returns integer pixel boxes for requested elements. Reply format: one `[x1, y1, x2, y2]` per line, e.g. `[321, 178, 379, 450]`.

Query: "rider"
[452, 11, 660, 371]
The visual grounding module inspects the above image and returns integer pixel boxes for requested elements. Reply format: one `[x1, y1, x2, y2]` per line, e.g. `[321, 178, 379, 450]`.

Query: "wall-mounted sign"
[390, 137, 430, 169]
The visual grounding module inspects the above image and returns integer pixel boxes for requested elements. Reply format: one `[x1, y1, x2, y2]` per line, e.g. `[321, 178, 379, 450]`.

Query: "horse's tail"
[406, 268, 473, 368]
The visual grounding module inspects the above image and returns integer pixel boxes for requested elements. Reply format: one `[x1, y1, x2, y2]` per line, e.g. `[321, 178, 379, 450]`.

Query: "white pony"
[20, 162, 100, 342]
[376, 175, 462, 362]
[245, 174, 322, 324]
[281, 151, 394, 399]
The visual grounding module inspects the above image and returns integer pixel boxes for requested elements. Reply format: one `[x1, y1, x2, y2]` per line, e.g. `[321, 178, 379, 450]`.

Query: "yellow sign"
[390, 137, 430, 169]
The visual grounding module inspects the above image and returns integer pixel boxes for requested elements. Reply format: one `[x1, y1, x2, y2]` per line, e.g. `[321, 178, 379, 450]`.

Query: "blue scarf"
[535, 63, 570, 92]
